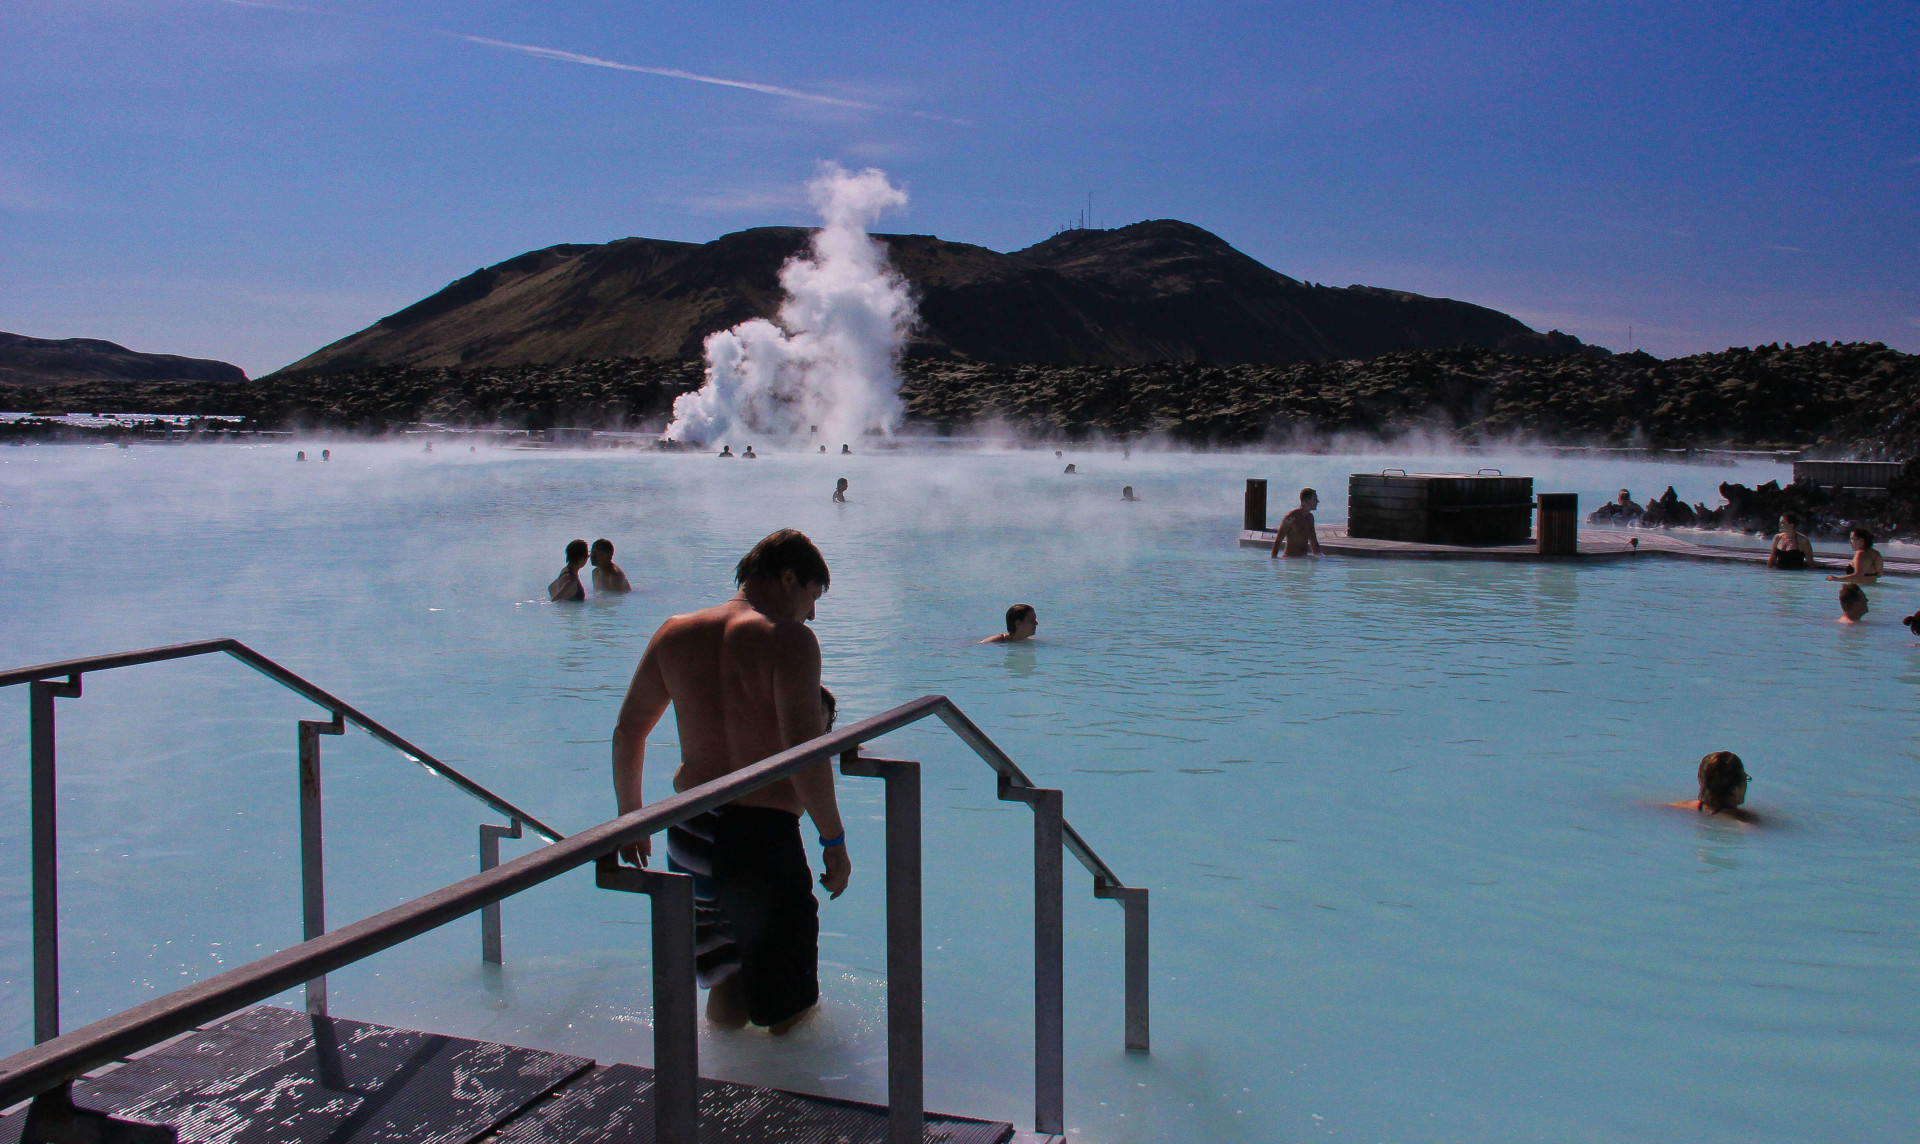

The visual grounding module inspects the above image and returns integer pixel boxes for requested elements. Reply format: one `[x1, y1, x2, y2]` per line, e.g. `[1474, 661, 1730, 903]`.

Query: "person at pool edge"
[1767, 512, 1816, 570]
[549, 539, 588, 602]
[611, 528, 849, 1033]
[1669, 751, 1758, 825]
[1268, 487, 1323, 558]
[590, 538, 632, 593]
[982, 603, 1038, 643]
[833, 477, 849, 503]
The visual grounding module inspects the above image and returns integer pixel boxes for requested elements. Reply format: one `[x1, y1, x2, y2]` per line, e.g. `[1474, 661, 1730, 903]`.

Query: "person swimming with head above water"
[549, 539, 588, 602]
[719, 445, 735, 458]
[1828, 526, 1882, 591]
[832, 478, 849, 503]
[981, 603, 1038, 644]
[591, 538, 632, 593]
[1669, 750, 1759, 824]
[1839, 582, 1869, 623]
[744, 446, 758, 459]
[1122, 485, 1138, 501]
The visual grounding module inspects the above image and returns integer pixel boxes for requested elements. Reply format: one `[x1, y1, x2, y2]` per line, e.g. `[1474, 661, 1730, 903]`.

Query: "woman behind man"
[1827, 527, 1883, 621]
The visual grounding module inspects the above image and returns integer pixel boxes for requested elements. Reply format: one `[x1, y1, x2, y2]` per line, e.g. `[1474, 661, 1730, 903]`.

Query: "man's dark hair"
[591, 538, 613, 556]
[565, 539, 589, 563]
[1006, 603, 1036, 633]
[1852, 526, 1875, 545]
[1840, 583, 1866, 605]
[1696, 751, 1748, 812]
[736, 528, 830, 589]
[1300, 487, 1317, 502]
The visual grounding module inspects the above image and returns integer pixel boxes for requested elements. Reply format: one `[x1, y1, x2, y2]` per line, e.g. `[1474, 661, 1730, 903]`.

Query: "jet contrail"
[212, 0, 961, 123]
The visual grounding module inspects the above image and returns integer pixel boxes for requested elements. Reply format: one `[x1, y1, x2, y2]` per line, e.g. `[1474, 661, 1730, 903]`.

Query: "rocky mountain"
[273, 220, 1595, 376]
[0, 332, 247, 387]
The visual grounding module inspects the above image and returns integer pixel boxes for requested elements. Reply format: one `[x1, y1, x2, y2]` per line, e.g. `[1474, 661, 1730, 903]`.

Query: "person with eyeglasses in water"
[1669, 751, 1760, 825]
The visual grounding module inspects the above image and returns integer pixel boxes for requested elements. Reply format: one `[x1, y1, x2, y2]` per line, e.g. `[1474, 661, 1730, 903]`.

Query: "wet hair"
[1851, 526, 1875, 545]
[1300, 487, 1317, 502]
[1696, 751, 1748, 813]
[820, 686, 837, 730]
[836, 477, 849, 489]
[591, 538, 613, 557]
[1006, 603, 1036, 633]
[1840, 583, 1866, 604]
[565, 539, 589, 564]
[1904, 611, 1920, 637]
[735, 528, 830, 589]
[1780, 512, 1800, 527]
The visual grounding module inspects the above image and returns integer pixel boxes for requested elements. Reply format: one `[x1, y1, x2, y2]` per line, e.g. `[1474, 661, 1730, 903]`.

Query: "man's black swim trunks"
[666, 806, 820, 1027]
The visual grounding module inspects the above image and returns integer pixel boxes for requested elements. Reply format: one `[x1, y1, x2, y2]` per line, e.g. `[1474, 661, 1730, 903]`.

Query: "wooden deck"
[1239, 527, 1920, 577]
[0, 1006, 1034, 1144]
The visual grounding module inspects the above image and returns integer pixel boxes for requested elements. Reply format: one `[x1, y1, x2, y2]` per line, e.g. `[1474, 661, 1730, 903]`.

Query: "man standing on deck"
[1269, 487, 1323, 558]
[610, 528, 851, 1034]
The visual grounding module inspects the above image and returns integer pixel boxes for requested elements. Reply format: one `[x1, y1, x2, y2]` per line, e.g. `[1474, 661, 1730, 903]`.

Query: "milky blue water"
[2, 442, 1917, 1143]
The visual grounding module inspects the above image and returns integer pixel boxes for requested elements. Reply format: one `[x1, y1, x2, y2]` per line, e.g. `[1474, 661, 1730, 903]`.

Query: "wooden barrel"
[1536, 493, 1578, 555]
[1244, 479, 1268, 532]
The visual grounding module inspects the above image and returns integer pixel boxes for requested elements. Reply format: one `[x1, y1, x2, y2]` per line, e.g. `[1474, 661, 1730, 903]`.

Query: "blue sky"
[3, 0, 1915, 375]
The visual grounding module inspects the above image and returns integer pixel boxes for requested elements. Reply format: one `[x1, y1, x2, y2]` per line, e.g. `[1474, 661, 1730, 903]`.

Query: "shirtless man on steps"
[611, 528, 852, 1034]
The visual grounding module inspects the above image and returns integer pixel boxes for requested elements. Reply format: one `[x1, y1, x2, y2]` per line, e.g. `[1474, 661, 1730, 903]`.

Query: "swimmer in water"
[550, 539, 588, 602]
[981, 603, 1038, 644]
[297, 451, 306, 461]
[1827, 526, 1882, 585]
[591, 538, 633, 593]
[841, 444, 851, 455]
[1268, 487, 1323, 558]
[1903, 611, 1920, 638]
[1839, 583, 1868, 622]
[322, 449, 330, 461]
[819, 445, 827, 453]
[833, 478, 849, 503]
[744, 446, 758, 459]
[1766, 512, 1815, 570]
[1669, 751, 1758, 824]
[719, 445, 735, 458]
[1064, 463, 1076, 474]
[1121, 485, 1139, 501]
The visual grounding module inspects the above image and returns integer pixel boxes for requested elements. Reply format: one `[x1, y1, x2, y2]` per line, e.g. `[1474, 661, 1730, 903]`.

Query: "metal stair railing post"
[840, 749, 924, 1144]
[998, 778, 1065, 1135]
[297, 712, 343, 1017]
[595, 857, 699, 1144]
[1096, 881, 1150, 1052]
[479, 820, 524, 964]
[30, 674, 81, 1045]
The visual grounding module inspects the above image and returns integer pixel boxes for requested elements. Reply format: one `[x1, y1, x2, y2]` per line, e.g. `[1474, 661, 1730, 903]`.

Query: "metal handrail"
[0, 693, 1148, 1143]
[0, 639, 561, 841]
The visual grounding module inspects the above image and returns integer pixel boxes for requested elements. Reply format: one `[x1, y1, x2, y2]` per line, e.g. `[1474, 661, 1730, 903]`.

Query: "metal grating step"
[1, 1006, 592, 1144]
[490, 1062, 1013, 1144]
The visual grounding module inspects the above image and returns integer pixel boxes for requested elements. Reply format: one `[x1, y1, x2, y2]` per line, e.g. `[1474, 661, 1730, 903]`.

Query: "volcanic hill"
[0, 331, 247, 387]
[274, 220, 1594, 376]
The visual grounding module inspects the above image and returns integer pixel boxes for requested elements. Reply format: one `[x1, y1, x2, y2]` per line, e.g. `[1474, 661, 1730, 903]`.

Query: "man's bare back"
[611, 549, 848, 891]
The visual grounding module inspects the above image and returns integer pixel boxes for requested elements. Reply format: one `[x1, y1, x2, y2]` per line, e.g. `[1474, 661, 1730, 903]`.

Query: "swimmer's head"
[1904, 611, 1920, 637]
[1696, 751, 1749, 813]
[590, 538, 614, 565]
[736, 528, 830, 594]
[1618, 488, 1632, 502]
[836, 478, 849, 491]
[1005, 603, 1038, 640]
[820, 686, 837, 730]
[1851, 526, 1875, 548]
[1780, 511, 1800, 529]
[1840, 582, 1868, 619]
[1299, 487, 1318, 508]
[565, 539, 589, 567]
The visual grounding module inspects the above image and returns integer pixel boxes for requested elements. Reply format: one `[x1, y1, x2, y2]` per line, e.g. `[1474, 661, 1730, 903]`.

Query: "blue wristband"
[818, 832, 846, 848]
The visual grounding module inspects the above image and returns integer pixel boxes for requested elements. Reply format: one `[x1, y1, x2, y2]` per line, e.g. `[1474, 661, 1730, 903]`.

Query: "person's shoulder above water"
[1666, 750, 1762, 825]
[981, 602, 1038, 644]
[550, 538, 589, 601]
[590, 538, 633, 593]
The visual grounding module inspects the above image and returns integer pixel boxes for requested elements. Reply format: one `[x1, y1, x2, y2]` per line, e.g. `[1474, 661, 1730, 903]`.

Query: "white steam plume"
[665, 165, 914, 448]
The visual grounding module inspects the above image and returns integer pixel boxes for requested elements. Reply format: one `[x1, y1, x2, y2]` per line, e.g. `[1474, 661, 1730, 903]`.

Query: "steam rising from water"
[665, 165, 914, 447]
